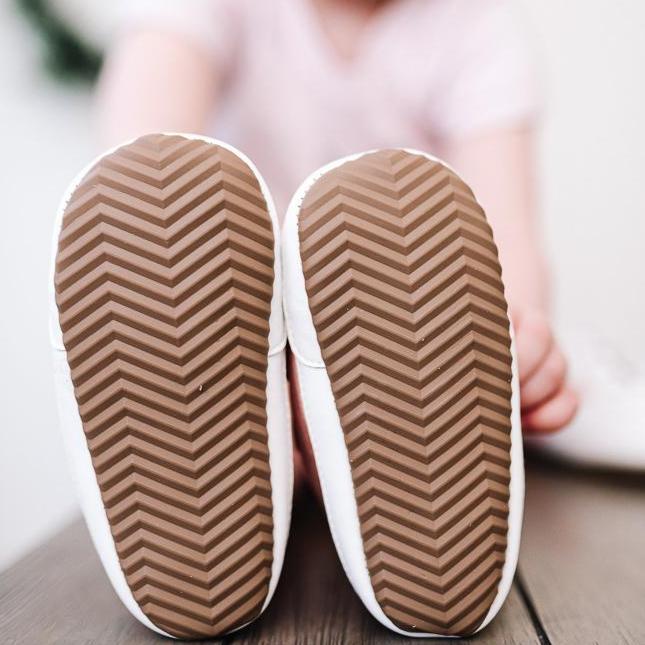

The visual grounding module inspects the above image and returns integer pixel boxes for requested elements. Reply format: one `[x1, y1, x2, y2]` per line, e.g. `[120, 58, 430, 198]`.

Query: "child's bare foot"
[514, 309, 579, 433]
[528, 329, 645, 470]
[288, 350, 323, 499]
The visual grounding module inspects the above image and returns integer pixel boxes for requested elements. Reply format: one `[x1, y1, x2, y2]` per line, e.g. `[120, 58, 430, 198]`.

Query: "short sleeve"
[114, 0, 242, 70]
[428, 0, 542, 138]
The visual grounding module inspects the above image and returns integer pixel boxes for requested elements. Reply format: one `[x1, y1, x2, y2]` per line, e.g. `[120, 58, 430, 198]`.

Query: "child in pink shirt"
[97, 0, 578, 480]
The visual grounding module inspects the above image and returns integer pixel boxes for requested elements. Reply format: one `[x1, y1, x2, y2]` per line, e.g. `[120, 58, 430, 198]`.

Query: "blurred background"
[0, 0, 644, 572]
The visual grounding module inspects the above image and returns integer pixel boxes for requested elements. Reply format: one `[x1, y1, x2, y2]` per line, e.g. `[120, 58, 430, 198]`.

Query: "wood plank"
[0, 488, 538, 644]
[519, 459, 645, 644]
[0, 518, 164, 645]
[235, 494, 538, 645]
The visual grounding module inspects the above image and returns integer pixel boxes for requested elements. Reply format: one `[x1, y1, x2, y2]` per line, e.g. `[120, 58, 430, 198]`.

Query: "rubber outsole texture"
[298, 149, 513, 636]
[54, 134, 275, 638]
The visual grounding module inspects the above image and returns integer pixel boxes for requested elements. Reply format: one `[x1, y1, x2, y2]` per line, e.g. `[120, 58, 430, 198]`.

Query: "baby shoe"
[49, 133, 292, 638]
[282, 148, 524, 637]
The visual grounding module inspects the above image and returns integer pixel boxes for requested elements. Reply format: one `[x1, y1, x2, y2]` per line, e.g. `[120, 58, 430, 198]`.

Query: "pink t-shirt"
[120, 0, 540, 212]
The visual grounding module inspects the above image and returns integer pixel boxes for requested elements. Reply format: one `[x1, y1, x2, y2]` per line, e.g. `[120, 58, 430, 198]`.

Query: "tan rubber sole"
[54, 134, 275, 638]
[298, 150, 513, 635]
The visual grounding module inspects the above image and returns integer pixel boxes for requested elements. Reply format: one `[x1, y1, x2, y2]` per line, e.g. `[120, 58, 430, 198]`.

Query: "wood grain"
[519, 459, 645, 645]
[0, 489, 537, 644]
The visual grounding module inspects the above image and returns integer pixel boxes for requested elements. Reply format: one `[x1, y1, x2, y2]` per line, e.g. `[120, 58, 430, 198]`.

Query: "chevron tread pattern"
[298, 150, 513, 635]
[54, 134, 275, 638]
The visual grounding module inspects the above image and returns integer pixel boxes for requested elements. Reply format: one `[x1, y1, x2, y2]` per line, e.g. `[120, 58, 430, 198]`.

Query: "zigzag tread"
[54, 134, 275, 638]
[299, 149, 513, 636]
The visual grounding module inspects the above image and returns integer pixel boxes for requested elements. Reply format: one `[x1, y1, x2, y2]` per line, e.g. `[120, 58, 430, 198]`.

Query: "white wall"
[1, 0, 644, 571]
[0, 3, 92, 570]
[518, 0, 645, 354]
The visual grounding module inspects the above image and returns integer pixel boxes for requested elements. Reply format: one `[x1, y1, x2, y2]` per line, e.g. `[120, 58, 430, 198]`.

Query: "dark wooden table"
[1, 459, 644, 644]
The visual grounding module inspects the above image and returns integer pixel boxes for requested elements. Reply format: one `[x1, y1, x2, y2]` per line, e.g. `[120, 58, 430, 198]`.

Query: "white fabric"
[529, 330, 645, 470]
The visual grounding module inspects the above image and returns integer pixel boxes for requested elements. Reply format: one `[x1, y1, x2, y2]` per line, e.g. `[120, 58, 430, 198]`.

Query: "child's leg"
[287, 348, 321, 498]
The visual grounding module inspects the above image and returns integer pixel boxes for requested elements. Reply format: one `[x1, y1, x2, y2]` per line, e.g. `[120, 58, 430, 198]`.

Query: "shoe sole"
[298, 149, 514, 635]
[54, 134, 275, 638]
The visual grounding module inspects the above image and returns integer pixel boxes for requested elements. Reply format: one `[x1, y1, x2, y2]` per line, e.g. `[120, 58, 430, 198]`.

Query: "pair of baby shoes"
[50, 133, 523, 639]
